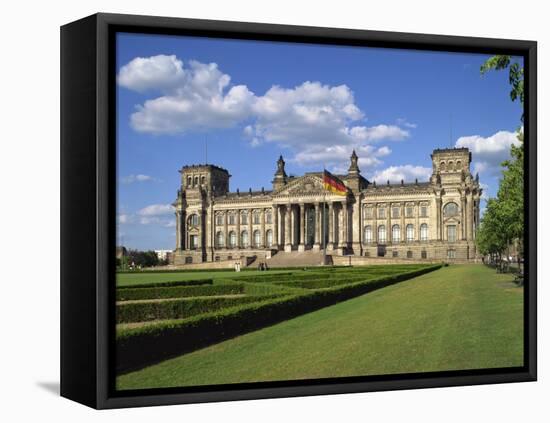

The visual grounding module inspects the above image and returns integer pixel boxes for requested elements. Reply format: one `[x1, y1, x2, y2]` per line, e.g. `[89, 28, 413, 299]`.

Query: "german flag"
[323, 170, 347, 195]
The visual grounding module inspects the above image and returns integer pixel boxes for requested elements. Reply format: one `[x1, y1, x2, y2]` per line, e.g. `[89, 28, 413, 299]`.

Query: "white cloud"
[117, 55, 187, 93]
[137, 203, 174, 217]
[118, 56, 412, 170]
[370, 165, 432, 184]
[455, 130, 521, 175]
[117, 213, 133, 224]
[396, 118, 418, 129]
[121, 174, 156, 184]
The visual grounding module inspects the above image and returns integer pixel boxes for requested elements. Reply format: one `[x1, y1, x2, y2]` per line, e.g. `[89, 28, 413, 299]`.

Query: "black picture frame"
[60, 12, 537, 409]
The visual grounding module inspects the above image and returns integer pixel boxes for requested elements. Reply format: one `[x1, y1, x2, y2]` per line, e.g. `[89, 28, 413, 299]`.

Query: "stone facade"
[173, 148, 482, 265]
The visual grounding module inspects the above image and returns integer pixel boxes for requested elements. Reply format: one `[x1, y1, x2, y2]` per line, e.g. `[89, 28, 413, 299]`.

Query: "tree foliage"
[480, 55, 524, 121]
[476, 57, 524, 271]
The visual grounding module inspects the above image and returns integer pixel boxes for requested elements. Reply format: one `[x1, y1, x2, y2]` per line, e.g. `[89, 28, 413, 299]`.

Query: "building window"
[364, 207, 373, 219]
[364, 251, 370, 257]
[421, 250, 427, 259]
[228, 214, 236, 225]
[228, 255, 233, 260]
[420, 206, 428, 217]
[228, 231, 236, 248]
[189, 214, 199, 226]
[406, 206, 414, 217]
[420, 223, 428, 241]
[241, 230, 249, 247]
[266, 211, 272, 224]
[406, 224, 415, 242]
[443, 202, 459, 217]
[363, 226, 373, 244]
[215, 256, 220, 262]
[440, 161, 446, 172]
[253, 230, 261, 247]
[187, 176, 192, 187]
[392, 207, 400, 218]
[201, 176, 206, 185]
[216, 214, 224, 226]
[190, 235, 198, 249]
[447, 249, 456, 259]
[392, 250, 398, 258]
[241, 211, 248, 225]
[378, 225, 387, 243]
[447, 225, 457, 242]
[407, 250, 413, 259]
[253, 211, 260, 224]
[193, 176, 198, 186]
[392, 224, 401, 243]
[185, 256, 193, 264]
[266, 229, 273, 247]
[378, 208, 386, 219]
[216, 231, 224, 248]
[456, 160, 462, 170]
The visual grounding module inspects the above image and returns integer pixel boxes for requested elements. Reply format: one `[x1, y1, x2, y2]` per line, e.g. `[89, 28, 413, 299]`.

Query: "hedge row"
[116, 283, 244, 302]
[116, 294, 283, 323]
[274, 276, 378, 290]
[118, 278, 213, 290]
[116, 264, 442, 373]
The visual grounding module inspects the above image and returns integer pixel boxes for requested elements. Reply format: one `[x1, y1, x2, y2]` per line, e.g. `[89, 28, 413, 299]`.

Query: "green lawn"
[117, 264, 523, 390]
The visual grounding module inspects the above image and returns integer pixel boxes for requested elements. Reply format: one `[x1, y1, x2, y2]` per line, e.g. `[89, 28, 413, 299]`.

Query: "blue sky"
[116, 32, 523, 250]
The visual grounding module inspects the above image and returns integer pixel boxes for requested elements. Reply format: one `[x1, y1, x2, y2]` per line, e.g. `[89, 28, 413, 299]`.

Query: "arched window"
[406, 224, 415, 242]
[363, 226, 373, 244]
[456, 160, 462, 170]
[443, 202, 459, 217]
[440, 161, 446, 172]
[241, 230, 249, 247]
[187, 176, 192, 187]
[241, 211, 248, 225]
[420, 223, 428, 241]
[253, 230, 261, 247]
[448, 161, 454, 171]
[201, 175, 206, 185]
[378, 225, 386, 243]
[216, 231, 224, 248]
[228, 231, 236, 248]
[392, 224, 401, 243]
[193, 176, 198, 186]
[266, 229, 273, 247]
[253, 211, 260, 224]
[266, 211, 272, 224]
[189, 214, 199, 226]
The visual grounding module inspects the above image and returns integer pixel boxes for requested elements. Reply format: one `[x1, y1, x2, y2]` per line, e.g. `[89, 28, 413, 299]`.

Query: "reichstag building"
[172, 147, 482, 264]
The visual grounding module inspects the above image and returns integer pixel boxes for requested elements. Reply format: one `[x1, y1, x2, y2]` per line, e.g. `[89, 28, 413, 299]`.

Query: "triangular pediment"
[273, 175, 349, 200]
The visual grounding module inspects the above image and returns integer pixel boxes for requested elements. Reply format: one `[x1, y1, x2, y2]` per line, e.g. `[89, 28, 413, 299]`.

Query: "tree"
[477, 56, 525, 274]
[480, 55, 524, 121]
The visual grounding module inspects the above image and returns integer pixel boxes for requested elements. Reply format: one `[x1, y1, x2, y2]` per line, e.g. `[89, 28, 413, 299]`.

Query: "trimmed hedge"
[116, 283, 244, 301]
[116, 264, 442, 373]
[117, 294, 282, 323]
[118, 279, 213, 290]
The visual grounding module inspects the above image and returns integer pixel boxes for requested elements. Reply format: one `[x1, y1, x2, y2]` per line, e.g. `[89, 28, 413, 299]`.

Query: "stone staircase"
[260, 250, 332, 268]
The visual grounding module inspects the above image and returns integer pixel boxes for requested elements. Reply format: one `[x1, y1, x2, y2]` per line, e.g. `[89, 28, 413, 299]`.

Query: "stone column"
[467, 192, 474, 241]
[327, 202, 334, 250]
[298, 203, 305, 252]
[351, 197, 361, 254]
[415, 202, 420, 241]
[313, 202, 320, 250]
[373, 204, 378, 243]
[273, 205, 279, 249]
[284, 204, 292, 252]
[461, 195, 467, 240]
[223, 211, 228, 249]
[175, 210, 181, 250]
[236, 208, 241, 248]
[401, 203, 406, 243]
[248, 209, 253, 249]
[340, 201, 348, 248]
[435, 198, 441, 241]
[261, 208, 266, 248]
